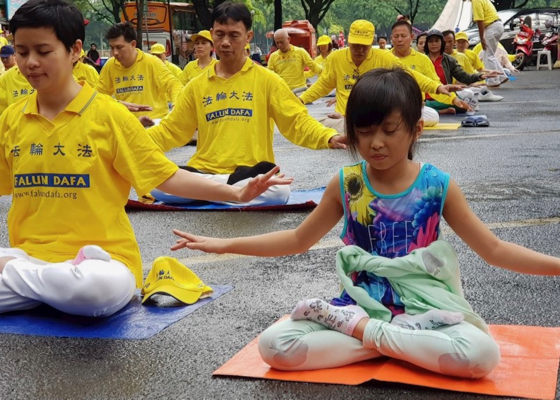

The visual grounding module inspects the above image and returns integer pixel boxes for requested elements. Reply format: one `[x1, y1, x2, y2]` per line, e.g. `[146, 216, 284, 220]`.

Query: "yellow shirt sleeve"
[300, 56, 336, 104]
[267, 51, 278, 72]
[0, 113, 10, 194]
[97, 61, 114, 95]
[113, 110, 179, 196]
[0, 75, 8, 116]
[147, 82, 198, 152]
[302, 49, 323, 76]
[415, 54, 456, 105]
[153, 58, 183, 105]
[269, 77, 337, 149]
[382, 51, 441, 95]
[87, 65, 100, 87]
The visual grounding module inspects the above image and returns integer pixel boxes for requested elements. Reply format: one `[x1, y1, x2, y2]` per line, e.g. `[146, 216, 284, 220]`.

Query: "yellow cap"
[191, 30, 213, 45]
[245, 43, 250, 51]
[348, 20, 375, 45]
[80, 49, 85, 57]
[455, 32, 468, 42]
[141, 257, 214, 305]
[150, 43, 166, 55]
[317, 35, 331, 47]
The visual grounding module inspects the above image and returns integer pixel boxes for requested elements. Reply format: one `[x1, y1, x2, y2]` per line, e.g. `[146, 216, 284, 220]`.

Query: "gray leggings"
[258, 317, 500, 378]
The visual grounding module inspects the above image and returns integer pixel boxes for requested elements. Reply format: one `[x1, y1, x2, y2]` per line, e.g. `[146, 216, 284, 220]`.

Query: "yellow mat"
[424, 123, 461, 130]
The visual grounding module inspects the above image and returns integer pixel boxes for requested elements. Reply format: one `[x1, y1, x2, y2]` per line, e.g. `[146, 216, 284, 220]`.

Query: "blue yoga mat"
[127, 187, 325, 211]
[0, 285, 233, 340]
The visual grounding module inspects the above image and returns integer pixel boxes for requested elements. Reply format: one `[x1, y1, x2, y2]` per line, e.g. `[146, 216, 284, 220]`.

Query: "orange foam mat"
[423, 123, 461, 130]
[214, 323, 560, 399]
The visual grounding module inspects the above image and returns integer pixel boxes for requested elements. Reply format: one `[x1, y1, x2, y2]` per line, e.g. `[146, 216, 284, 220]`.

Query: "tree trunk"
[301, 0, 335, 31]
[274, 0, 282, 31]
[136, 0, 144, 50]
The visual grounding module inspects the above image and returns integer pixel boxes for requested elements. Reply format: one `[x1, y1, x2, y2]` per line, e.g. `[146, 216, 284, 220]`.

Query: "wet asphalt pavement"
[1, 69, 560, 400]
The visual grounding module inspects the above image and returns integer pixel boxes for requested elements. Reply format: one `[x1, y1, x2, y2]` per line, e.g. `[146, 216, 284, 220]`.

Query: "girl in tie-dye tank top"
[173, 68, 560, 378]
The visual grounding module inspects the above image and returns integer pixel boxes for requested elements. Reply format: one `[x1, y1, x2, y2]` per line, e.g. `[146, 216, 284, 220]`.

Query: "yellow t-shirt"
[305, 53, 331, 79]
[300, 47, 441, 115]
[180, 58, 217, 85]
[391, 48, 455, 105]
[165, 60, 183, 80]
[148, 57, 338, 174]
[0, 83, 178, 287]
[451, 50, 476, 73]
[268, 45, 322, 90]
[0, 37, 8, 46]
[0, 66, 34, 115]
[461, 49, 485, 71]
[73, 61, 99, 87]
[97, 49, 183, 119]
[472, 0, 499, 26]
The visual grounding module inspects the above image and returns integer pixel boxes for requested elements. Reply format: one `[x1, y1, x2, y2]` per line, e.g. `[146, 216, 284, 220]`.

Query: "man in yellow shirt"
[455, 32, 484, 71]
[470, 0, 507, 87]
[377, 35, 388, 50]
[97, 22, 183, 119]
[145, 2, 346, 206]
[0, 46, 16, 72]
[0, 0, 288, 317]
[0, 29, 8, 46]
[150, 43, 182, 79]
[0, 64, 34, 115]
[268, 29, 322, 93]
[443, 30, 503, 102]
[299, 20, 459, 133]
[72, 49, 99, 87]
[390, 21, 471, 125]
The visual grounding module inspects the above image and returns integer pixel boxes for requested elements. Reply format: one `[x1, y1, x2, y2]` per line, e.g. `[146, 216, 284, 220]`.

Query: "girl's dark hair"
[106, 22, 136, 43]
[212, 2, 252, 31]
[10, 0, 85, 52]
[416, 32, 427, 44]
[345, 68, 422, 160]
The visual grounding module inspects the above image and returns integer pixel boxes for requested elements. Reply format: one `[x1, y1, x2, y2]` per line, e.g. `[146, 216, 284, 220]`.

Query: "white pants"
[318, 115, 345, 134]
[457, 88, 479, 109]
[152, 175, 291, 207]
[483, 22, 506, 86]
[0, 249, 136, 317]
[422, 106, 439, 127]
[259, 317, 500, 378]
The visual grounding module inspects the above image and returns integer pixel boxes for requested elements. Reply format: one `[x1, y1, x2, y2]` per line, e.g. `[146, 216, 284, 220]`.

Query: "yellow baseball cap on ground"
[455, 32, 468, 42]
[191, 30, 213, 45]
[348, 20, 375, 46]
[141, 257, 214, 305]
[150, 43, 166, 55]
[317, 35, 331, 47]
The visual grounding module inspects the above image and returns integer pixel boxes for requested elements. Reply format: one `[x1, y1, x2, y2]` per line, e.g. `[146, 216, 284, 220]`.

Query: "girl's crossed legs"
[258, 302, 500, 378]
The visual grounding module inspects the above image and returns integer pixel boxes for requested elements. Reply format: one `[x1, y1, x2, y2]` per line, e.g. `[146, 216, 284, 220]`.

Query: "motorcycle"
[512, 18, 536, 70]
[540, 21, 558, 64]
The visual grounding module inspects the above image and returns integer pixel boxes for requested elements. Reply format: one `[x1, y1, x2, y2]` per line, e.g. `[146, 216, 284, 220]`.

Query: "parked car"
[464, 8, 560, 54]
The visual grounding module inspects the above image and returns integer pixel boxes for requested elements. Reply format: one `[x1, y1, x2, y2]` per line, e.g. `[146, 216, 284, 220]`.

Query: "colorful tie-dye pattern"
[332, 162, 450, 312]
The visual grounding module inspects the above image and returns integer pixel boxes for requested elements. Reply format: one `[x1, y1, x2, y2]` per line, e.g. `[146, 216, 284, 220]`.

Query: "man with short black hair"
[377, 35, 388, 50]
[97, 22, 182, 118]
[145, 2, 345, 206]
